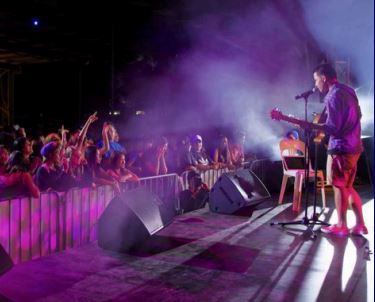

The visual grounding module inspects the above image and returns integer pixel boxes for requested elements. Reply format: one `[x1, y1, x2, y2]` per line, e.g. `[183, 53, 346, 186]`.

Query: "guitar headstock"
[270, 108, 283, 120]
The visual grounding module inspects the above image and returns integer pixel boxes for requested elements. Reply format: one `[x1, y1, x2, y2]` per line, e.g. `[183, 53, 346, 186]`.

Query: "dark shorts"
[326, 153, 360, 188]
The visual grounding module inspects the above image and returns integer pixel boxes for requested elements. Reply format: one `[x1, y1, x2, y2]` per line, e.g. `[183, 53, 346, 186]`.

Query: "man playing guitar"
[271, 63, 367, 236]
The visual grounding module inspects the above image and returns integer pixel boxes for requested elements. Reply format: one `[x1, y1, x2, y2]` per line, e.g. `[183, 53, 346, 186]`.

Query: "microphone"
[295, 87, 317, 100]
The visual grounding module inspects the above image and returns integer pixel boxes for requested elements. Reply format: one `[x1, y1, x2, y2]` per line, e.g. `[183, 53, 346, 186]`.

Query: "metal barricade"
[137, 173, 180, 201]
[180, 168, 230, 191]
[0, 191, 62, 264]
[0, 173, 180, 264]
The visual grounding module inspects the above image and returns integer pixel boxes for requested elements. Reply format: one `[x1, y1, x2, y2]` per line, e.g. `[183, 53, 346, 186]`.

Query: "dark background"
[0, 1, 373, 143]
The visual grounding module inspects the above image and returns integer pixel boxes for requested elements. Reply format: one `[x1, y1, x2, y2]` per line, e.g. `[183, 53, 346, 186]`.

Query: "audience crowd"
[0, 112, 255, 199]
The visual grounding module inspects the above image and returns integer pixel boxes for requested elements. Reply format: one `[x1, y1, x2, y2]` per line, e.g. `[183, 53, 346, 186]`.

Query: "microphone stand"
[270, 93, 329, 237]
[309, 117, 330, 227]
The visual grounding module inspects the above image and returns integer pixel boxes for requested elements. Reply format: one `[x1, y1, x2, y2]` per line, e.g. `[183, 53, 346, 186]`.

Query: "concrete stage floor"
[0, 185, 373, 302]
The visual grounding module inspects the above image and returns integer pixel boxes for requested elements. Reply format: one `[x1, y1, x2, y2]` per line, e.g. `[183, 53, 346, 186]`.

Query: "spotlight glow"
[31, 18, 40, 27]
[358, 94, 374, 135]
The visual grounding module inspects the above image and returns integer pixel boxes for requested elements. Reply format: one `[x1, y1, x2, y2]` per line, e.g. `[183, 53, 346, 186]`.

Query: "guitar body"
[312, 112, 326, 144]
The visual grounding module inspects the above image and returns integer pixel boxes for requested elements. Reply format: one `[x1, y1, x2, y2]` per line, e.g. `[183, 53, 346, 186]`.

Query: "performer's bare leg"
[348, 187, 366, 227]
[333, 186, 349, 228]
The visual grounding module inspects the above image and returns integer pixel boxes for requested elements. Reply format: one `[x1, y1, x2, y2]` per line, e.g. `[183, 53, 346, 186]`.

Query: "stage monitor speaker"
[98, 187, 174, 252]
[209, 169, 271, 214]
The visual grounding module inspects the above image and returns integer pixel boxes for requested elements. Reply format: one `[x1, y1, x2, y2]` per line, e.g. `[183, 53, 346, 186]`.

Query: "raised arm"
[76, 112, 98, 151]
[59, 125, 69, 149]
[98, 122, 110, 157]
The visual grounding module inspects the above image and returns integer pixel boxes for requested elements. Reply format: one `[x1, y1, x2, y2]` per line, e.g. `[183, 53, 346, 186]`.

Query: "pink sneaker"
[350, 225, 368, 236]
[321, 225, 349, 236]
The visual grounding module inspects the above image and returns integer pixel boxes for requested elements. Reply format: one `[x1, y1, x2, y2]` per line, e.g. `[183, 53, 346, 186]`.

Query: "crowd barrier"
[0, 168, 232, 264]
[180, 168, 230, 191]
[0, 173, 180, 264]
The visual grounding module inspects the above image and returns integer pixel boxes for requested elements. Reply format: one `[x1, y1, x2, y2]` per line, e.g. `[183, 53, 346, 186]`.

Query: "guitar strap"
[317, 106, 327, 124]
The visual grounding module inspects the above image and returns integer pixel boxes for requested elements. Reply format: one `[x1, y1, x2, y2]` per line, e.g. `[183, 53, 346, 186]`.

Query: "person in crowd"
[190, 135, 216, 172]
[66, 145, 85, 184]
[286, 129, 300, 141]
[281, 129, 304, 156]
[44, 133, 61, 144]
[82, 145, 120, 193]
[74, 112, 98, 153]
[177, 135, 195, 174]
[68, 128, 81, 147]
[12, 136, 43, 174]
[35, 142, 75, 191]
[127, 137, 153, 175]
[64, 112, 99, 181]
[179, 170, 209, 213]
[230, 131, 246, 167]
[107, 152, 139, 183]
[165, 134, 179, 174]
[43, 131, 71, 171]
[85, 136, 96, 147]
[212, 135, 234, 169]
[140, 136, 169, 176]
[14, 126, 26, 138]
[96, 122, 126, 168]
[31, 137, 44, 170]
[13, 136, 33, 164]
[6, 151, 28, 173]
[0, 150, 40, 199]
[0, 145, 9, 175]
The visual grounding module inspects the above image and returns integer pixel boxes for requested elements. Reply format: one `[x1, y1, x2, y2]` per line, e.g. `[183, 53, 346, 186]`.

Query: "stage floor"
[0, 186, 373, 302]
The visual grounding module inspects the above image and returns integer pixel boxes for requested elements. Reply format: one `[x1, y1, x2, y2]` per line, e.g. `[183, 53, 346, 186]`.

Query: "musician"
[312, 63, 367, 236]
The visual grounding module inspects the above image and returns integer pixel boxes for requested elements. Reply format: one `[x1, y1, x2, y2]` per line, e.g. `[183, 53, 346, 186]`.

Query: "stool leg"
[292, 172, 303, 212]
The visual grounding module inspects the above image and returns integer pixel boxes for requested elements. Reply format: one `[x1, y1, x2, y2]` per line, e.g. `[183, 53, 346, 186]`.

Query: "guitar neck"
[270, 108, 327, 135]
[280, 114, 324, 132]
[279, 115, 310, 128]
